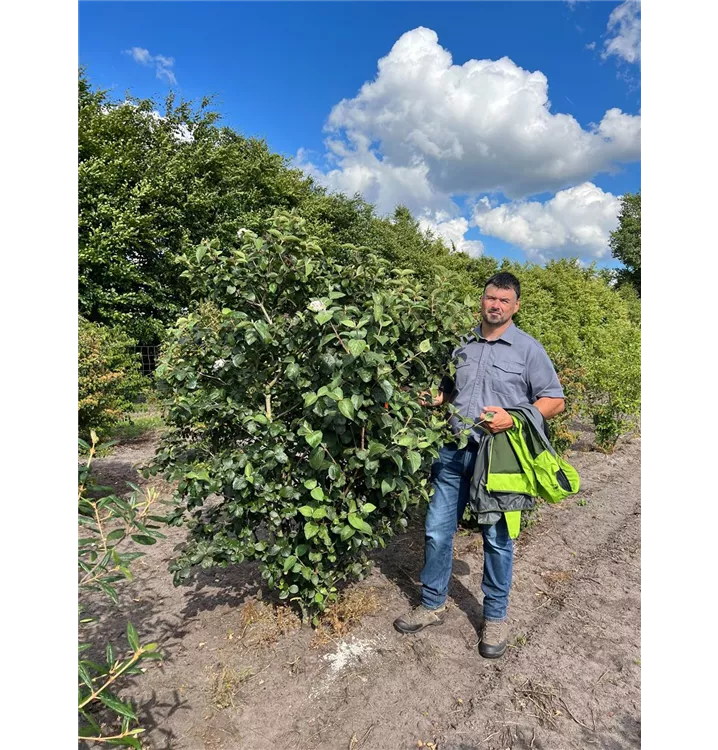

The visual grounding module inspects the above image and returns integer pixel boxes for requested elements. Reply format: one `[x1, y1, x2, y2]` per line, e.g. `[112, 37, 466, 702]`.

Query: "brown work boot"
[393, 604, 446, 634]
[479, 619, 508, 658]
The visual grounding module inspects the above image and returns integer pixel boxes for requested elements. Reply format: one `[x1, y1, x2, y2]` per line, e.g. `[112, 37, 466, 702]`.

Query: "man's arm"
[533, 396, 565, 421]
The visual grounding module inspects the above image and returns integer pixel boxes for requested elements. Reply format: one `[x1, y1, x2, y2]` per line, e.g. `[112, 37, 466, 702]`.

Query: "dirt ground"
[84, 423, 640, 750]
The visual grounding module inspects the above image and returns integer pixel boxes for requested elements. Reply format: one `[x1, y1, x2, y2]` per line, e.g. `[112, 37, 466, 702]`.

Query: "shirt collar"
[475, 321, 516, 345]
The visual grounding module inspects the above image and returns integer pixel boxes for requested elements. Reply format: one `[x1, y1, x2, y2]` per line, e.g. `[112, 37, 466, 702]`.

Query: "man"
[393, 272, 565, 658]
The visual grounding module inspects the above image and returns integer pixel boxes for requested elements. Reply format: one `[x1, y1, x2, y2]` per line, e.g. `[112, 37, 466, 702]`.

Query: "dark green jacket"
[469, 404, 580, 538]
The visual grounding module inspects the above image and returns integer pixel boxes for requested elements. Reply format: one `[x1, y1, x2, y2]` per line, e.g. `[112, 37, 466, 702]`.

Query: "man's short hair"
[483, 272, 521, 300]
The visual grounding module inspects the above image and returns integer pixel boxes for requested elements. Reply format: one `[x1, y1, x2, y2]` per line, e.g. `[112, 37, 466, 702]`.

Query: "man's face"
[480, 284, 520, 326]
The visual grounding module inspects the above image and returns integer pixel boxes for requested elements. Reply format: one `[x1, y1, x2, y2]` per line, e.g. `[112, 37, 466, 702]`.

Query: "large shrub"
[79, 73, 497, 345]
[509, 259, 641, 451]
[78, 317, 145, 439]
[152, 211, 477, 618]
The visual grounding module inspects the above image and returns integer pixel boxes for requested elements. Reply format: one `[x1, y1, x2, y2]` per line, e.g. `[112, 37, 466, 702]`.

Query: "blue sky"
[79, 1, 641, 267]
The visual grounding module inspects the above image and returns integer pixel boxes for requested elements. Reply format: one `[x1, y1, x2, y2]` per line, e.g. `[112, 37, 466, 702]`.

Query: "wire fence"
[131, 345, 162, 376]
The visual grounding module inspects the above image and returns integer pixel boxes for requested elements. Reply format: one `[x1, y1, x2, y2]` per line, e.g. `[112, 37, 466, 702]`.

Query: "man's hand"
[479, 406, 513, 433]
[419, 390, 444, 407]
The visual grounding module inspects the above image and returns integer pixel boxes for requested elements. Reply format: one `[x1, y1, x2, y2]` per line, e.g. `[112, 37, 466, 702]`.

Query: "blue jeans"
[420, 443, 514, 621]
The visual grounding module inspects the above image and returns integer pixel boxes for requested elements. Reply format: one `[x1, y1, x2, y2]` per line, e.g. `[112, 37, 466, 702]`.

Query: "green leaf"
[340, 525, 355, 541]
[348, 339, 366, 357]
[406, 451, 422, 474]
[130, 535, 157, 545]
[347, 514, 372, 534]
[303, 392, 318, 407]
[362, 503, 377, 514]
[99, 580, 119, 604]
[283, 555, 297, 572]
[312, 506, 327, 519]
[379, 380, 394, 400]
[106, 529, 125, 543]
[126, 622, 140, 651]
[298, 506, 314, 517]
[186, 469, 210, 481]
[396, 435, 415, 447]
[305, 430, 323, 448]
[196, 245, 207, 263]
[419, 339, 431, 353]
[304, 522, 320, 540]
[254, 320, 272, 342]
[368, 441, 386, 458]
[296, 544, 309, 557]
[381, 478, 395, 496]
[78, 663, 94, 689]
[338, 398, 355, 420]
[303, 478, 318, 489]
[309, 445, 325, 470]
[78, 711, 101, 737]
[106, 737, 142, 749]
[316, 310, 333, 325]
[98, 692, 137, 720]
[310, 486, 325, 501]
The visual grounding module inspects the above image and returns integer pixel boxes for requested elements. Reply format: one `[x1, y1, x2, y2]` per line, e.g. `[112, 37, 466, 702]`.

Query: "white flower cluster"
[308, 299, 326, 312]
[212, 358, 226, 371]
[237, 228, 248, 239]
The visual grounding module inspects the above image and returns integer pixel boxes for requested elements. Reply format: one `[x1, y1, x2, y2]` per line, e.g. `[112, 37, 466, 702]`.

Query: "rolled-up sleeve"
[527, 345, 564, 401]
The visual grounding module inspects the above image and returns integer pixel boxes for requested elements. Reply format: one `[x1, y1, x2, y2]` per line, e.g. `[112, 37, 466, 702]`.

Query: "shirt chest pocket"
[491, 359, 527, 395]
[454, 358, 478, 390]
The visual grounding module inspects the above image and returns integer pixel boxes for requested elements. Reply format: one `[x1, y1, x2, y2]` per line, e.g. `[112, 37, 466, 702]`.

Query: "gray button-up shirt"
[441, 322, 564, 441]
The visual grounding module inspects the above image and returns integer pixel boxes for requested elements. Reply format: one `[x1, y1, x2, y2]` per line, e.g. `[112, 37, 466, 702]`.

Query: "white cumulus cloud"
[295, 145, 450, 218]
[124, 46, 177, 85]
[472, 183, 622, 263]
[418, 213, 485, 257]
[603, 1, 641, 65]
[301, 27, 639, 206]
[295, 27, 639, 266]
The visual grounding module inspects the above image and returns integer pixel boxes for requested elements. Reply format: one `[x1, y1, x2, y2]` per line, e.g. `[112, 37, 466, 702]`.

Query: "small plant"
[313, 586, 381, 645]
[78, 431, 166, 747]
[210, 665, 253, 709]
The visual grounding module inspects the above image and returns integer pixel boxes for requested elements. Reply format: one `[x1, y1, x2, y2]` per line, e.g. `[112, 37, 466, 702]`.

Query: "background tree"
[609, 192, 641, 296]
